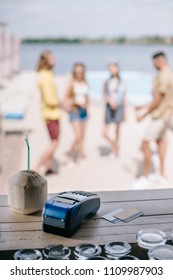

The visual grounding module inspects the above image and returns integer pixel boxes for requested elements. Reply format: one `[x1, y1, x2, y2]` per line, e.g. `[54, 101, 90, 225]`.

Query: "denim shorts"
[70, 107, 88, 122]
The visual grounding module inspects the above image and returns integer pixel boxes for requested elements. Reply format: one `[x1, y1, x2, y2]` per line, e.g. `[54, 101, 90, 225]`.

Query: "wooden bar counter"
[0, 189, 173, 256]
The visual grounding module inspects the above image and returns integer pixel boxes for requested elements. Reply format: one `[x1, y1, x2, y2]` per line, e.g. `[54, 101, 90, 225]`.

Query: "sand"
[0, 71, 173, 195]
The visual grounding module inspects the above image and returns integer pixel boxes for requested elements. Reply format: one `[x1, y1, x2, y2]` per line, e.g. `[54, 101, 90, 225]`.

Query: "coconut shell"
[8, 170, 47, 214]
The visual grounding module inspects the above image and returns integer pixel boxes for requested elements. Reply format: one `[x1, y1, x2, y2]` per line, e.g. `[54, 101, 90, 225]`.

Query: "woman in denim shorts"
[64, 63, 89, 166]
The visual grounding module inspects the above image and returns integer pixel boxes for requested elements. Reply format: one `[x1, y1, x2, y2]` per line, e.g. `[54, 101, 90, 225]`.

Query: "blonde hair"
[36, 51, 53, 71]
[72, 63, 86, 81]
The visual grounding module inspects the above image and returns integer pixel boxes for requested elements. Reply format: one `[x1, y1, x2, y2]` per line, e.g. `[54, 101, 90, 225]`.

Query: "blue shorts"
[70, 107, 88, 122]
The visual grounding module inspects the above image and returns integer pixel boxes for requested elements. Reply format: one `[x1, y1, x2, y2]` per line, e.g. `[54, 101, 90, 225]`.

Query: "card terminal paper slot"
[54, 197, 77, 205]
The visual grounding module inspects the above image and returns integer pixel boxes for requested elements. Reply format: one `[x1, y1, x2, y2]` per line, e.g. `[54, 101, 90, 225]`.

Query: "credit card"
[102, 208, 124, 223]
[114, 208, 144, 222]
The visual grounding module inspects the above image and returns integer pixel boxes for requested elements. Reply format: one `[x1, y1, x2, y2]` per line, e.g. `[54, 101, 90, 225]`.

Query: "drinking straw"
[25, 134, 30, 172]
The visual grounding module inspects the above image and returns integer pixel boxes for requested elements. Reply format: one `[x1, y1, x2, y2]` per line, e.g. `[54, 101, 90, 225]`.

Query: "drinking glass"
[14, 249, 42, 260]
[148, 244, 173, 260]
[43, 244, 71, 260]
[104, 242, 131, 259]
[74, 243, 102, 260]
[136, 229, 167, 250]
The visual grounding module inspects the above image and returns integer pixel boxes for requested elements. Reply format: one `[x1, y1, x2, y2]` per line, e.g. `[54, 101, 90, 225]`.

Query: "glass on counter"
[43, 244, 71, 260]
[137, 229, 167, 249]
[104, 242, 131, 259]
[74, 243, 102, 260]
[14, 249, 42, 260]
[148, 244, 173, 260]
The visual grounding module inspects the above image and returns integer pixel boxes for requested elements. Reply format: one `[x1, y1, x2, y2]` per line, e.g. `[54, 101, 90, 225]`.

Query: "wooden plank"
[98, 189, 173, 202]
[0, 217, 172, 239]
[0, 222, 42, 232]
[97, 199, 173, 216]
[0, 197, 173, 223]
[1, 189, 173, 252]
[0, 233, 143, 251]
[49, 189, 173, 202]
[1, 189, 173, 207]
[81, 214, 173, 229]
[0, 231, 84, 250]
[0, 219, 172, 249]
[0, 226, 172, 251]
[73, 222, 173, 238]
[1, 214, 173, 232]
[0, 207, 42, 223]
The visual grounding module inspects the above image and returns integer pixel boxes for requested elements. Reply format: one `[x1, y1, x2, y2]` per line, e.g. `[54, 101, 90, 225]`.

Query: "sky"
[0, 0, 173, 38]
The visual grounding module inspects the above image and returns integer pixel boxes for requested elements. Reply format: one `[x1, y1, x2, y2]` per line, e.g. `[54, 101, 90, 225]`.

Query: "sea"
[21, 44, 173, 105]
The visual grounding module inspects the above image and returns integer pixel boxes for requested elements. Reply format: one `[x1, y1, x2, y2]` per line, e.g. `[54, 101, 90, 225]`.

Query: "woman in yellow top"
[34, 51, 60, 175]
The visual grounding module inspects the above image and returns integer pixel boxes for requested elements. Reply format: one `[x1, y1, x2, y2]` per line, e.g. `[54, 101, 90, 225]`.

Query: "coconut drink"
[8, 135, 47, 214]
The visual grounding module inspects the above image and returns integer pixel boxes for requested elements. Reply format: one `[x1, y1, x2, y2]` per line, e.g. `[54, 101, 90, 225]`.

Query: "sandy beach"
[1, 71, 173, 195]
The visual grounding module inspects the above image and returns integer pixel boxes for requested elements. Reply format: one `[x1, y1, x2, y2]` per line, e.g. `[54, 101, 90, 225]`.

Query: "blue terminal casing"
[42, 191, 100, 237]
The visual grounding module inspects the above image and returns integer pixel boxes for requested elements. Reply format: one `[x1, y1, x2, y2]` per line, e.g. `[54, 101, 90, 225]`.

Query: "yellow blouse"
[38, 70, 60, 121]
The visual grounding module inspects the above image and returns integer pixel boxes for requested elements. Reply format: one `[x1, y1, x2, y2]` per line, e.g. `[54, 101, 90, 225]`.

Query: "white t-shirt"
[73, 81, 89, 105]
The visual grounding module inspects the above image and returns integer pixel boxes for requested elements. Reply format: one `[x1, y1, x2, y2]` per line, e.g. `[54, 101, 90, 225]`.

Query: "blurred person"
[132, 52, 173, 189]
[102, 62, 126, 157]
[64, 63, 89, 166]
[34, 51, 61, 175]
